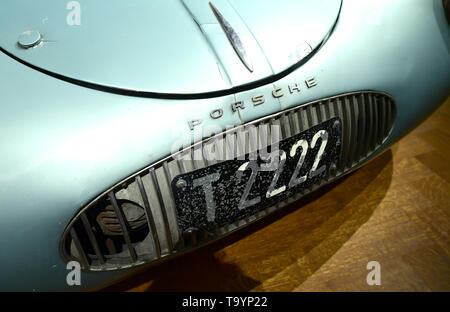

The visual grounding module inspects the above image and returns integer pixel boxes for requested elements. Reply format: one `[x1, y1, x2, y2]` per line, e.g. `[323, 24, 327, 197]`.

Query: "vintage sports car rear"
[0, 0, 449, 291]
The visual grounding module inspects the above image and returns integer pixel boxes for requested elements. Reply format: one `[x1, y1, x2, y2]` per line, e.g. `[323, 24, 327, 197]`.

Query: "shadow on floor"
[101, 149, 394, 292]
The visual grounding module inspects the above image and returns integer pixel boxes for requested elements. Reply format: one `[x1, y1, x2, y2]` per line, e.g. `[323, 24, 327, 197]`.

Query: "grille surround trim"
[60, 91, 397, 271]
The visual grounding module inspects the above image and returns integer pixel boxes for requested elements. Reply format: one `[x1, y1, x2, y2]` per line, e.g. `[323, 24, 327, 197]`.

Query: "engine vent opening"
[60, 91, 397, 271]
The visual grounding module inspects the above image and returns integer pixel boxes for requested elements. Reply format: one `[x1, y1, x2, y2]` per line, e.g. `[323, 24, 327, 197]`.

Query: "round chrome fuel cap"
[17, 30, 42, 49]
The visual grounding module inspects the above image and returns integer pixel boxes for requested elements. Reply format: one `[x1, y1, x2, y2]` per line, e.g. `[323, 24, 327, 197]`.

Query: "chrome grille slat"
[162, 161, 185, 251]
[150, 168, 173, 254]
[61, 91, 397, 271]
[248, 124, 258, 156]
[335, 98, 346, 171]
[215, 134, 225, 164]
[343, 97, 352, 169]
[191, 148, 199, 170]
[309, 104, 318, 126]
[318, 102, 326, 124]
[135, 175, 161, 259]
[236, 126, 246, 158]
[380, 97, 386, 143]
[300, 107, 309, 130]
[328, 99, 335, 118]
[366, 94, 374, 157]
[319, 102, 329, 184]
[225, 131, 236, 161]
[347, 96, 358, 168]
[306, 104, 314, 128]
[80, 213, 105, 265]
[281, 114, 290, 139]
[386, 98, 393, 140]
[372, 94, 379, 150]
[289, 111, 300, 134]
[258, 123, 269, 152]
[278, 115, 287, 139]
[286, 112, 295, 137]
[270, 118, 279, 145]
[177, 157, 186, 174]
[357, 94, 367, 162]
[108, 191, 137, 262]
[69, 228, 89, 269]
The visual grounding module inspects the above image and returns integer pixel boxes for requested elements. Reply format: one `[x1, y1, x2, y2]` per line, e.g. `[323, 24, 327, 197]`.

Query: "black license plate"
[171, 117, 342, 233]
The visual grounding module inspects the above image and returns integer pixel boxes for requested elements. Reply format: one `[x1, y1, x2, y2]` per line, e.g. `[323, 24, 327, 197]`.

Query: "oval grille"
[60, 91, 397, 271]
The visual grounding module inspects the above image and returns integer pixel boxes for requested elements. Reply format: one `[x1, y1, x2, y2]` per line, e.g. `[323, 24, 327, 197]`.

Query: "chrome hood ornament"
[209, 2, 254, 73]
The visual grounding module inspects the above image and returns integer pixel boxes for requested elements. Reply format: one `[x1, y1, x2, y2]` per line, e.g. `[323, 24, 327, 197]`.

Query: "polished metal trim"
[150, 168, 174, 253]
[80, 213, 105, 265]
[60, 91, 397, 272]
[69, 228, 89, 269]
[108, 191, 137, 262]
[135, 175, 161, 259]
[209, 2, 254, 73]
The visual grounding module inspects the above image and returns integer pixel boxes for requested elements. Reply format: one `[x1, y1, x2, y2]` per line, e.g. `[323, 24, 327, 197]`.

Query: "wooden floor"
[103, 97, 450, 292]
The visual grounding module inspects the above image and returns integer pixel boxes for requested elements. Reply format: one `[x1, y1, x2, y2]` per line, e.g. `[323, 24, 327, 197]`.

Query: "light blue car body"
[0, 0, 448, 291]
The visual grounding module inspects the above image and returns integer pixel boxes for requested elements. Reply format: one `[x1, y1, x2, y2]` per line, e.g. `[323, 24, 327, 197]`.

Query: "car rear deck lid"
[0, 0, 341, 96]
[0, 0, 232, 95]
